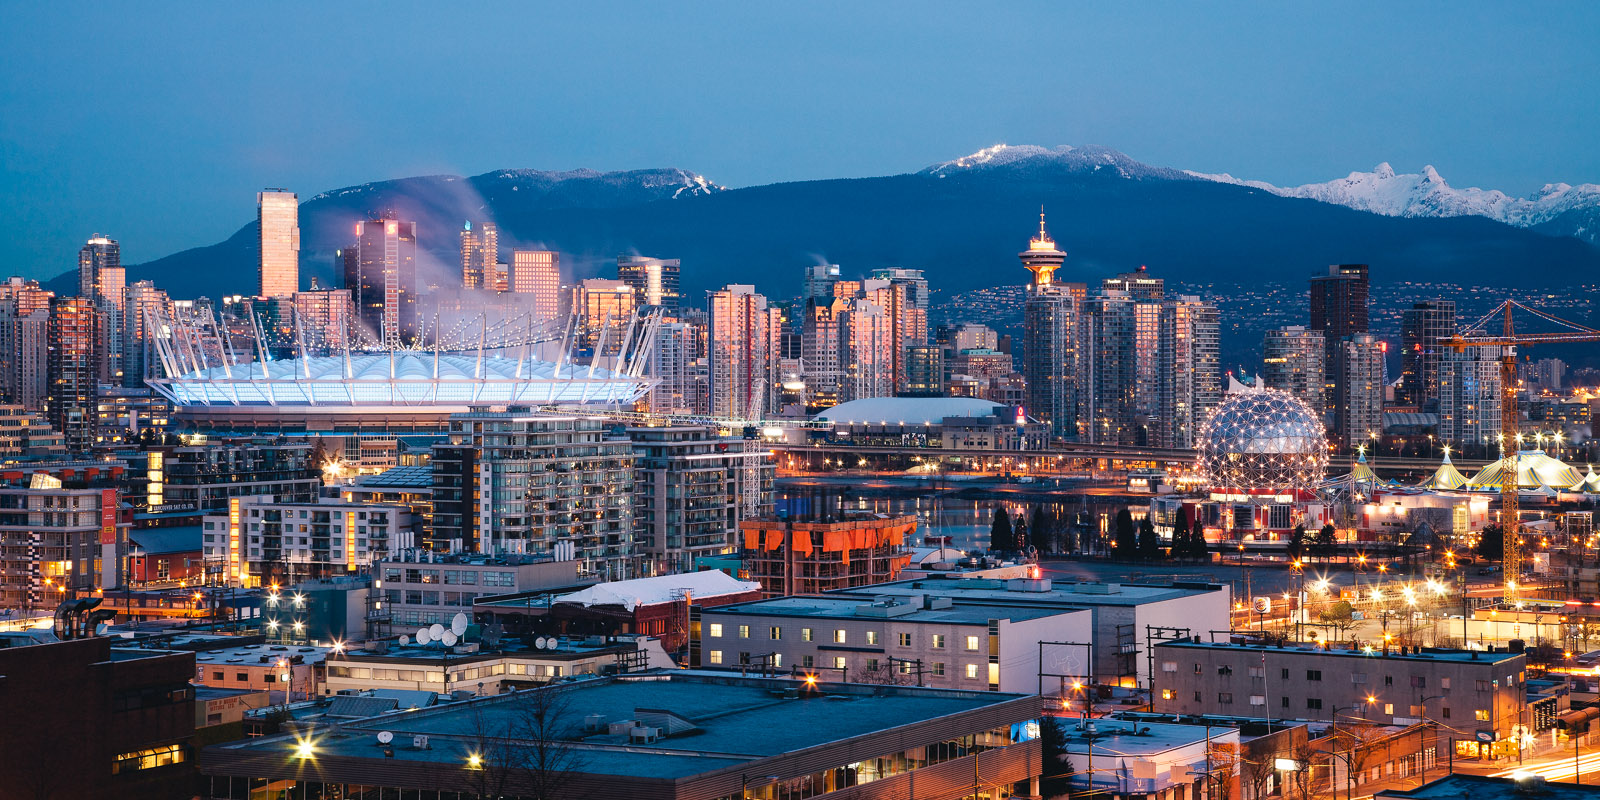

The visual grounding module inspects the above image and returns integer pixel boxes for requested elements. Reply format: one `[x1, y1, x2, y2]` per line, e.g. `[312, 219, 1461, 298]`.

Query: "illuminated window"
[738, 625, 749, 639]
[1161, 689, 1173, 700]
[966, 664, 980, 679]
[769, 627, 782, 640]
[708, 650, 723, 665]
[833, 629, 847, 644]
[111, 744, 185, 774]
[833, 656, 846, 670]
[1475, 709, 1490, 721]
[965, 635, 980, 651]
[898, 633, 911, 647]
[932, 635, 946, 649]
[802, 628, 814, 642]
[708, 624, 723, 638]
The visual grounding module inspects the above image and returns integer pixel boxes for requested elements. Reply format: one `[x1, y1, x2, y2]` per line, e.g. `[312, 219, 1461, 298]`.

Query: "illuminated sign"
[99, 489, 118, 545]
[228, 498, 241, 581]
[346, 511, 357, 571]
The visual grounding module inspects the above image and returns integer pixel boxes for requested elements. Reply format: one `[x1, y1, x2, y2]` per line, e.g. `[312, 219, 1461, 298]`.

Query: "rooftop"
[1155, 639, 1525, 664]
[831, 576, 1227, 608]
[815, 396, 1011, 425]
[1378, 774, 1600, 800]
[128, 526, 202, 555]
[209, 672, 1031, 780]
[1056, 717, 1238, 755]
[354, 464, 435, 489]
[194, 643, 331, 667]
[703, 594, 1084, 625]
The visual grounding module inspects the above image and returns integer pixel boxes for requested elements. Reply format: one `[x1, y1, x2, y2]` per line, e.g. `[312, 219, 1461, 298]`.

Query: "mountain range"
[58, 145, 1600, 302]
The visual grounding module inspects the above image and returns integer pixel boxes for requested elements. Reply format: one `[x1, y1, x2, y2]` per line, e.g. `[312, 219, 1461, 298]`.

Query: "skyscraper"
[1103, 267, 1165, 432]
[839, 296, 894, 402]
[802, 264, 842, 304]
[645, 321, 704, 415]
[1311, 264, 1370, 441]
[800, 298, 845, 411]
[121, 281, 172, 388]
[567, 279, 636, 354]
[707, 285, 779, 420]
[77, 234, 120, 305]
[1155, 296, 1220, 449]
[257, 190, 300, 298]
[293, 281, 355, 350]
[1020, 213, 1080, 439]
[1399, 300, 1457, 408]
[0, 299, 48, 408]
[459, 221, 498, 291]
[351, 218, 418, 348]
[871, 267, 931, 310]
[510, 250, 561, 322]
[1439, 345, 1501, 451]
[1261, 326, 1326, 413]
[1079, 290, 1139, 444]
[47, 296, 102, 453]
[1338, 334, 1385, 449]
[617, 255, 681, 312]
[855, 278, 926, 394]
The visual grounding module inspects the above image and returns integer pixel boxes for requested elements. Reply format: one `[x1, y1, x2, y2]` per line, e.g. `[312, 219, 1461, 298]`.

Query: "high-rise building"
[567, 279, 636, 354]
[854, 278, 926, 395]
[1399, 300, 1456, 408]
[350, 218, 419, 348]
[1261, 326, 1326, 413]
[870, 267, 931, 310]
[644, 321, 704, 415]
[0, 405, 65, 457]
[1529, 358, 1566, 394]
[628, 426, 774, 576]
[121, 281, 172, 388]
[0, 302, 49, 409]
[707, 285, 780, 420]
[459, 221, 498, 290]
[1155, 296, 1221, 449]
[1020, 214, 1080, 439]
[1079, 290, 1139, 444]
[47, 296, 103, 453]
[0, 277, 54, 317]
[1337, 334, 1385, 448]
[510, 250, 561, 322]
[257, 189, 300, 297]
[1439, 344, 1502, 451]
[617, 255, 681, 312]
[839, 296, 894, 402]
[431, 409, 637, 579]
[800, 298, 845, 411]
[77, 234, 120, 305]
[1311, 264, 1370, 440]
[293, 281, 355, 350]
[1102, 267, 1165, 431]
[945, 323, 999, 355]
[802, 263, 842, 303]
[0, 480, 127, 611]
[902, 344, 945, 397]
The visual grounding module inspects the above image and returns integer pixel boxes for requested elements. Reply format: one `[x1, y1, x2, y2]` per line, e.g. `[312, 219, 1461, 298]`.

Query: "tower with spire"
[1019, 208, 1067, 286]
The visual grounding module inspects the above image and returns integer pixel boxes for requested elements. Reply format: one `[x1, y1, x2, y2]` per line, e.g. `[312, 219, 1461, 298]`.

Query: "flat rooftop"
[704, 594, 1084, 625]
[829, 577, 1227, 607]
[1379, 774, 1600, 800]
[1156, 639, 1524, 665]
[1057, 717, 1235, 755]
[209, 672, 1030, 780]
[195, 643, 330, 667]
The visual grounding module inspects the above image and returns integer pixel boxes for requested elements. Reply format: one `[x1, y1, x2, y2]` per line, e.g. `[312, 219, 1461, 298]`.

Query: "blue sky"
[3, 2, 1598, 277]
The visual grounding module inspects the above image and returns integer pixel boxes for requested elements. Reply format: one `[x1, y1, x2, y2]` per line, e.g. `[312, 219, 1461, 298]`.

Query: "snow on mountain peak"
[1188, 161, 1600, 230]
[921, 144, 1187, 180]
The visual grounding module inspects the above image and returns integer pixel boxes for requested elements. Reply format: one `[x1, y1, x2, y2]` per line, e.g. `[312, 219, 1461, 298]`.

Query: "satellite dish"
[429, 623, 445, 640]
[535, 637, 547, 649]
[415, 628, 431, 645]
[451, 613, 468, 636]
[399, 635, 410, 646]
[377, 731, 394, 745]
[441, 631, 458, 647]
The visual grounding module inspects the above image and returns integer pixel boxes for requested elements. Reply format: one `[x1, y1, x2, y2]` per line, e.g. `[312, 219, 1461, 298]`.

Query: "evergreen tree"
[1314, 523, 1337, 560]
[1477, 524, 1505, 561]
[1190, 524, 1209, 563]
[1013, 516, 1029, 553]
[1287, 524, 1306, 560]
[989, 507, 1013, 553]
[1031, 506, 1053, 555]
[1172, 512, 1192, 560]
[1137, 517, 1162, 561]
[1113, 509, 1137, 557]
[1039, 716, 1074, 799]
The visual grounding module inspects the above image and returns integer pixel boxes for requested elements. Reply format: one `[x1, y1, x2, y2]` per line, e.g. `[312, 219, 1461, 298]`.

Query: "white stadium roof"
[815, 397, 1011, 425]
[151, 353, 652, 408]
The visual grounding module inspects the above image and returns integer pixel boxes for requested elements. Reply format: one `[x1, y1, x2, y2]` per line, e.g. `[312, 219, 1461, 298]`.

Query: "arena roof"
[150, 353, 652, 408]
[815, 397, 1011, 425]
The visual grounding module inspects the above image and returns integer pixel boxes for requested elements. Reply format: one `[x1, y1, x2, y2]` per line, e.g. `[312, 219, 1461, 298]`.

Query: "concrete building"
[1156, 296, 1221, 449]
[257, 189, 300, 298]
[1054, 716, 1244, 800]
[1080, 290, 1139, 444]
[644, 321, 704, 416]
[801, 262, 842, 302]
[94, 385, 172, 446]
[1438, 344, 1502, 451]
[813, 576, 1233, 688]
[197, 672, 1047, 800]
[344, 464, 436, 546]
[509, 249, 560, 321]
[192, 642, 328, 703]
[146, 438, 319, 520]
[805, 397, 1047, 452]
[430, 408, 636, 579]
[0, 283, 52, 407]
[618, 255, 681, 311]
[47, 294, 104, 453]
[707, 284, 780, 420]
[740, 513, 916, 598]
[902, 344, 945, 397]
[348, 217, 418, 348]
[291, 281, 354, 349]
[121, 279, 171, 388]
[800, 297, 845, 411]
[78, 233, 121, 306]
[839, 294, 895, 401]
[1310, 263, 1370, 367]
[1262, 326, 1326, 414]
[1338, 334, 1386, 448]
[1151, 639, 1526, 738]
[202, 494, 412, 586]
[628, 426, 774, 576]
[459, 220, 498, 290]
[1400, 301, 1457, 409]
[0, 403, 65, 457]
[0, 480, 129, 612]
[322, 635, 671, 696]
[698, 590, 1095, 692]
[566, 278, 636, 354]
[376, 550, 584, 630]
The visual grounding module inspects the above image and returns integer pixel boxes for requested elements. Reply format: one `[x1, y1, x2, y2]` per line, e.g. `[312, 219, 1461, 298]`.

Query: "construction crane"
[1449, 300, 1600, 593]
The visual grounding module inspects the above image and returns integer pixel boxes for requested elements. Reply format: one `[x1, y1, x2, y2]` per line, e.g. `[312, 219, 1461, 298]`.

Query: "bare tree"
[463, 701, 518, 800]
[855, 659, 916, 686]
[1328, 724, 1387, 796]
[1207, 741, 1239, 800]
[1288, 740, 1318, 800]
[509, 685, 589, 800]
[1242, 750, 1279, 800]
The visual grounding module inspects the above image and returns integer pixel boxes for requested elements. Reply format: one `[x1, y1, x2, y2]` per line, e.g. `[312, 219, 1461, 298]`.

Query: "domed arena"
[1197, 389, 1329, 496]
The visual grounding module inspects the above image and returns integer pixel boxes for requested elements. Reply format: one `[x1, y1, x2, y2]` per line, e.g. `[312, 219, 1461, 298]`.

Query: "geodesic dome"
[1198, 389, 1329, 495]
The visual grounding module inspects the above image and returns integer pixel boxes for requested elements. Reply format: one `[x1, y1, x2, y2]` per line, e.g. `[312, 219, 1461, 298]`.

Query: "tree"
[1039, 716, 1074, 799]
[1477, 524, 1505, 561]
[1137, 517, 1163, 561]
[1318, 600, 1357, 642]
[1058, 519, 1077, 555]
[1014, 516, 1029, 554]
[1172, 512, 1193, 561]
[1190, 524, 1209, 563]
[1314, 523, 1337, 561]
[989, 507, 1013, 553]
[1114, 509, 1137, 557]
[1243, 748, 1279, 800]
[1031, 506, 1054, 555]
[509, 685, 587, 800]
[1287, 524, 1306, 560]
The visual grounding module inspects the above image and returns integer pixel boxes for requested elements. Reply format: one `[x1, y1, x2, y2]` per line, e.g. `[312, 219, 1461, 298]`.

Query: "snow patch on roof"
[554, 570, 759, 611]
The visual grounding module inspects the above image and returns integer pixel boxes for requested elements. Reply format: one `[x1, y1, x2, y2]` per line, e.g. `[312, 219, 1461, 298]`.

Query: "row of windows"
[705, 650, 985, 679]
[111, 744, 185, 775]
[1170, 689, 1491, 720]
[706, 623, 981, 651]
[1167, 661, 1519, 692]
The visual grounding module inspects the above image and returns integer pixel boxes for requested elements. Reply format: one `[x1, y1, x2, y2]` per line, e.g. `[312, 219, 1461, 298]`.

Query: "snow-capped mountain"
[1187, 162, 1600, 239]
[922, 144, 1191, 181]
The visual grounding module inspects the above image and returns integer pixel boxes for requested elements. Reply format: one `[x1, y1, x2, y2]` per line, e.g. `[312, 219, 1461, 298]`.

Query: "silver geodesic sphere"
[1198, 389, 1328, 494]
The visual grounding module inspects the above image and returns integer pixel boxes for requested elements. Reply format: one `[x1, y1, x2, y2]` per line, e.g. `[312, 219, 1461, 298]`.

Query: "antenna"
[441, 630, 458, 647]
[451, 613, 468, 636]
[377, 731, 394, 745]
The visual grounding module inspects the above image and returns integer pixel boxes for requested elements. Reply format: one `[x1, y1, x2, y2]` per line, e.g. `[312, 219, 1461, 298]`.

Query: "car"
[1477, 566, 1501, 575]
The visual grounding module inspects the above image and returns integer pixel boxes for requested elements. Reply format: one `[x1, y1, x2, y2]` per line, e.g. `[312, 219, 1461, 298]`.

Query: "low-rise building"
[376, 549, 585, 631]
[342, 464, 434, 544]
[202, 495, 413, 587]
[0, 402, 65, 457]
[191, 642, 330, 703]
[1151, 639, 1526, 740]
[322, 634, 673, 696]
[127, 527, 204, 585]
[197, 672, 1047, 800]
[740, 513, 916, 597]
[1054, 716, 1243, 800]
[696, 590, 1094, 692]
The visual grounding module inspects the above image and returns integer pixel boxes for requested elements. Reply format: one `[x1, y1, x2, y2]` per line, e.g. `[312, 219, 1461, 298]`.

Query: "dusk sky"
[3, 2, 1598, 277]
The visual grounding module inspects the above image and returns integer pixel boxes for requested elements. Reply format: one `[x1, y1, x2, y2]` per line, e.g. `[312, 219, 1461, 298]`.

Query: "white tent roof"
[553, 570, 760, 611]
